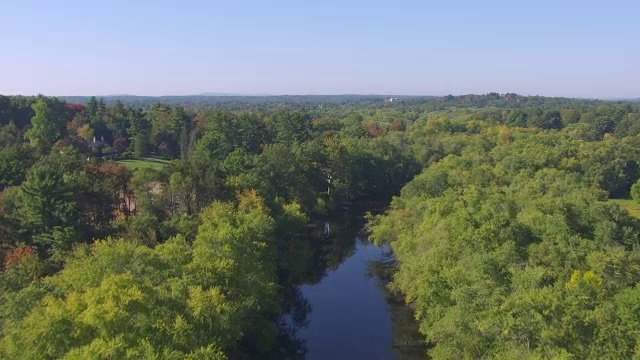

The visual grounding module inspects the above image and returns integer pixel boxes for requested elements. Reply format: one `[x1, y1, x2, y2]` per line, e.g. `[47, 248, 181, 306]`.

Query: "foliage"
[371, 128, 640, 359]
[19, 162, 78, 254]
[609, 199, 640, 220]
[24, 98, 62, 153]
[2, 92, 640, 358]
[0, 194, 281, 359]
[0, 145, 34, 188]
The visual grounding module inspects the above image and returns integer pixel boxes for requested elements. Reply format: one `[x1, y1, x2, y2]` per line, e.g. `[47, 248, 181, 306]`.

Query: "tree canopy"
[2, 92, 640, 358]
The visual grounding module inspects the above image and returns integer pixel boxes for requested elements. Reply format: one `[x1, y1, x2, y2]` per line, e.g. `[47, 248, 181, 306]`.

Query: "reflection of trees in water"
[265, 209, 366, 358]
[267, 207, 426, 359]
[282, 286, 312, 329]
[367, 249, 431, 360]
[238, 260, 311, 358]
[305, 218, 360, 284]
[260, 287, 312, 359]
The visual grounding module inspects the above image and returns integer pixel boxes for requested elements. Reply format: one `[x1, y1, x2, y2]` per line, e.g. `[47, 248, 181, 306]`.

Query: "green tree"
[246, 144, 316, 211]
[631, 179, 640, 202]
[128, 110, 151, 157]
[615, 113, 640, 137]
[19, 162, 77, 253]
[0, 121, 21, 147]
[371, 136, 640, 359]
[171, 106, 191, 159]
[24, 98, 61, 153]
[267, 111, 311, 146]
[0, 145, 34, 189]
[0, 193, 282, 359]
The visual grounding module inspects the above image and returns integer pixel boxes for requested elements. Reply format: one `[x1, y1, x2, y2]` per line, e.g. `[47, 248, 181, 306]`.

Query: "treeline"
[59, 94, 407, 112]
[437, 92, 613, 109]
[371, 121, 640, 358]
[56, 93, 639, 112]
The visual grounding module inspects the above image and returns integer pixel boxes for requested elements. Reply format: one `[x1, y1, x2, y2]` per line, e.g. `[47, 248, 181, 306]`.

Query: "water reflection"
[367, 249, 430, 360]
[300, 239, 396, 359]
[270, 208, 427, 360]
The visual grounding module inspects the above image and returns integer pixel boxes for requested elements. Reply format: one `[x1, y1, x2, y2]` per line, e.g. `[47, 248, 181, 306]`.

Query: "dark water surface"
[274, 211, 426, 360]
[299, 238, 398, 360]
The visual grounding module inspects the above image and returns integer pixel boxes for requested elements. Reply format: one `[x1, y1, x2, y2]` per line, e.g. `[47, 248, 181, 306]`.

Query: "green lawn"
[117, 157, 171, 171]
[609, 199, 640, 220]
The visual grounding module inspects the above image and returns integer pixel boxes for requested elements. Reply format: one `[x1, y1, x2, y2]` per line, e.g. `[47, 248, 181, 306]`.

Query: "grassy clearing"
[609, 199, 640, 220]
[117, 157, 171, 171]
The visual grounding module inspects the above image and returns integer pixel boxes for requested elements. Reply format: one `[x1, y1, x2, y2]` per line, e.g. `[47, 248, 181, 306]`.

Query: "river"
[300, 238, 397, 359]
[288, 215, 426, 360]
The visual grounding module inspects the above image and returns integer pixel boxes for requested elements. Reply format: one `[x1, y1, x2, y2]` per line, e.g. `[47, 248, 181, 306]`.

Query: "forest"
[2, 93, 640, 359]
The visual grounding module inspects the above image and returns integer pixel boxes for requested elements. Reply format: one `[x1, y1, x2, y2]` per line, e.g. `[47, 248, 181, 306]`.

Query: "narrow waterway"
[300, 238, 397, 359]
[292, 216, 427, 360]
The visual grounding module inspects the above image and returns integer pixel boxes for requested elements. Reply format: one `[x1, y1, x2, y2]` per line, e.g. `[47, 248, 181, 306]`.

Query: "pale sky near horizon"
[1, 0, 639, 98]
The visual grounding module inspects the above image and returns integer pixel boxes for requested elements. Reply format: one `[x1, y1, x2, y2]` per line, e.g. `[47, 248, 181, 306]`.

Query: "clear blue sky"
[1, 0, 638, 98]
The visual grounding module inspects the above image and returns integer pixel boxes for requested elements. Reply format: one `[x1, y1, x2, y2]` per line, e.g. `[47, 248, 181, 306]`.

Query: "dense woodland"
[2, 93, 640, 358]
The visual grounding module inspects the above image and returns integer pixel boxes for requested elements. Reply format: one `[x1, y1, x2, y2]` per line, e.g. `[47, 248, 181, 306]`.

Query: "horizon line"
[2, 92, 638, 101]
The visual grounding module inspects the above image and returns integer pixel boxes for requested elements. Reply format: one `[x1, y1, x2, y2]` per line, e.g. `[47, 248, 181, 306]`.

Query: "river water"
[291, 217, 426, 360]
[300, 239, 397, 359]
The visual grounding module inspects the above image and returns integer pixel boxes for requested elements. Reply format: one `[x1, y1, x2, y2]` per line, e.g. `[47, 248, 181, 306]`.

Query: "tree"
[370, 129, 640, 359]
[526, 109, 562, 129]
[171, 106, 191, 159]
[104, 101, 129, 139]
[0, 246, 43, 291]
[631, 179, 640, 202]
[247, 144, 316, 211]
[561, 109, 582, 126]
[0, 145, 34, 189]
[615, 113, 640, 137]
[24, 98, 61, 153]
[76, 123, 94, 141]
[0, 122, 21, 147]
[0, 194, 282, 359]
[129, 115, 151, 158]
[19, 162, 77, 253]
[149, 104, 185, 157]
[195, 110, 240, 161]
[267, 111, 311, 146]
[85, 96, 99, 118]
